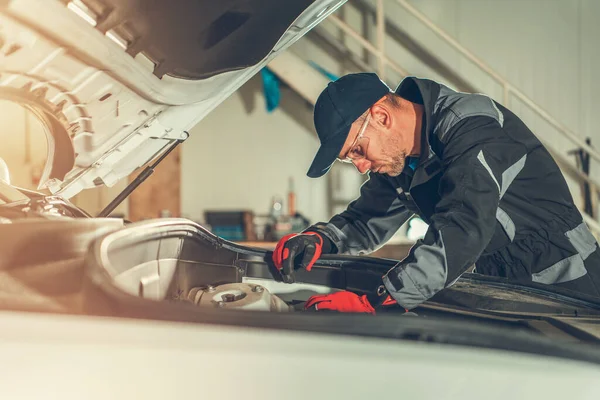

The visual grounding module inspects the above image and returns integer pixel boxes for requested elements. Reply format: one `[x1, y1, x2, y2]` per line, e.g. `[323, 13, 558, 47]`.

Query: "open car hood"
[0, 0, 345, 197]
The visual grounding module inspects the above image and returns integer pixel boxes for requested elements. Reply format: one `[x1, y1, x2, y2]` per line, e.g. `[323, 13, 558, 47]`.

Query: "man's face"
[338, 106, 408, 177]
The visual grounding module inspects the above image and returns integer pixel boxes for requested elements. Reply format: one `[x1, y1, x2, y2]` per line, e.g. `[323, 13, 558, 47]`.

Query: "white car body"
[0, 0, 345, 197]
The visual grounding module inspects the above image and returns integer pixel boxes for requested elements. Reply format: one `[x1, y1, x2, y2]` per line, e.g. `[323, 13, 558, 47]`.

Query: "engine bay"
[2, 215, 600, 359]
[3, 173, 600, 322]
[102, 220, 384, 314]
[88, 218, 600, 321]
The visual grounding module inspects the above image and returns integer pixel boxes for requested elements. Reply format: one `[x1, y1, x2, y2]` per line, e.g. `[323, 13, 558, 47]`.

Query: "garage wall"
[367, 0, 600, 205]
[366, 0, 599, 145]
[70, 180, 129, 217]
[295, 0, 600, 212]
[181, 75, 330, 225]
[181, 0, 600, 226]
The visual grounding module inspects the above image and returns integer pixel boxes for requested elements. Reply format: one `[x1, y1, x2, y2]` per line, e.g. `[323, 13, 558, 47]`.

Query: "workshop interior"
[1, 0, 600, 398]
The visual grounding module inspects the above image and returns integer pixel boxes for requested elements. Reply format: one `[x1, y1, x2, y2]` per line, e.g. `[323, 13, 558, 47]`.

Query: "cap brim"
[306, 124, 351, 178]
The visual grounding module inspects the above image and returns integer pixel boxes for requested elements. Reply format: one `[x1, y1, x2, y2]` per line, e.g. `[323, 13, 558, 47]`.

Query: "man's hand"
[304, 286, 401, 315]
[272, 232, 324, 283]
[304, 291, 375, 314]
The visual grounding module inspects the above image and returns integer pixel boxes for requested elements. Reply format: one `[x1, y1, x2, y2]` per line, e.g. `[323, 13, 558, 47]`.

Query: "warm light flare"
[66, 0, 97, 27]
[106, 31, 127, 50]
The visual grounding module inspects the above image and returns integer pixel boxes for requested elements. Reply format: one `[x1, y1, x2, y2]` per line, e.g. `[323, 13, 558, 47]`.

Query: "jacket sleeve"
[383, 116, 528, 309]
[307, 172, 413, 255]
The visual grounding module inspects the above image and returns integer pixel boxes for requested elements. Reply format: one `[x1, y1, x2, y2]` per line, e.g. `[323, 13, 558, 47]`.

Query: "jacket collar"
[395, 77, 443, 189]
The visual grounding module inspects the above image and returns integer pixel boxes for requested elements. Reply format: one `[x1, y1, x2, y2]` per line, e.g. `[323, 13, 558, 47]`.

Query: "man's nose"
[353, 158, 371, 174]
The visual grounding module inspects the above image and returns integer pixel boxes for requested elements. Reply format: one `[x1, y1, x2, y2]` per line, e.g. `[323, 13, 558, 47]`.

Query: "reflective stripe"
[496, 207, 515, 241]
[532, 254, 587, 284]
[490, 99, 504, 127]
[565, 222, 598, 260]
[477, 150, 500, 193]
[383, 232, 448, 309]
[500, 154, 527, 198]
[433, 87, 506, 135]
[313, 222, 347, 252]
[477, 151, 527, 200]
[478, 152, 526, 242]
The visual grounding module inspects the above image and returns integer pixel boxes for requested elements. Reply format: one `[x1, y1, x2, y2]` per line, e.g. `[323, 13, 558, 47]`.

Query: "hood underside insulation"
[64, 0, 314, 79]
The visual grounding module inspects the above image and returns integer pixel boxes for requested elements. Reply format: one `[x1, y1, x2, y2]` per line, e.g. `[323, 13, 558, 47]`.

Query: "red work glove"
[381, 295, 397, 306]
[272, 232, 324, 283]
[304, 291, 375, 314]
[375, 293, 409, 313]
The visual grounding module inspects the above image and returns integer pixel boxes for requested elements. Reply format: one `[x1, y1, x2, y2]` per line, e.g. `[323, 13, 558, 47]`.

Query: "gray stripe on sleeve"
[477, 150, 500, 193]
[321, 195, 413, 256]
[490, 99, 504, 127]
[477, 151, 527, 200]
[312, 223, 348, 253]
[532, 254, 587, 284]
[565, 222, 598, 260]
[500, 154, 527, 198]
[383, 232, 448, 309]
[496, 207, 515, 241]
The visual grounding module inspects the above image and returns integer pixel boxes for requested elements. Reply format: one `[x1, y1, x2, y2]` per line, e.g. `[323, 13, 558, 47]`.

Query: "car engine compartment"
[95, 218, 379, 314]
[2, 206, 600, 322]
[85, 218, 600, 320]
[2, 212, 600, 367]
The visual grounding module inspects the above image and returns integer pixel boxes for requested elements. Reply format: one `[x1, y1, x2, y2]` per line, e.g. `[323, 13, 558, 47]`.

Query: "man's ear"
[371, 103, 392, 130]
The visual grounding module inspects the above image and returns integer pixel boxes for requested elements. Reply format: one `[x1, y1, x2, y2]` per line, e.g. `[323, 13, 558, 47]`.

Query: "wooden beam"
[128, 146, 181, 221]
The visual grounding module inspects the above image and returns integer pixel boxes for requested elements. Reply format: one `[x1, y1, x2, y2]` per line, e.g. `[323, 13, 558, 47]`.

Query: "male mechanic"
[272, 72, 600, 314]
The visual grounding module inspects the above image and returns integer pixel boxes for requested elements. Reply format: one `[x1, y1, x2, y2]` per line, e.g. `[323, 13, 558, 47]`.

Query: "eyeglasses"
[338, 113, 371, 164]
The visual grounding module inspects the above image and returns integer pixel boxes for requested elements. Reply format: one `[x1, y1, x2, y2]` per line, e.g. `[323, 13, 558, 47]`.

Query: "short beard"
[386, 150, 407, 176]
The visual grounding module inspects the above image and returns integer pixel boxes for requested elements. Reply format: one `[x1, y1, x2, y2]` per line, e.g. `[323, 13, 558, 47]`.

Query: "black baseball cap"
[307, 72, 391, 178]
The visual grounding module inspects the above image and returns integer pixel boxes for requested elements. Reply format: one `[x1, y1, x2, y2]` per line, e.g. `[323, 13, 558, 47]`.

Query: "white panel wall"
[181, 0, 600, 226]
[365, 0, 598, 143]
[181, 76, 330, 225]
[306, 0, 600, 210]
[581, 0, 600, 171]
[399, 0, 599, 209]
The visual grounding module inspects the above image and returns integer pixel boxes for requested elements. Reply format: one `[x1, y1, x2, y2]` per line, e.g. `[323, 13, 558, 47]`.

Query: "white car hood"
[0, 0, 345, 198]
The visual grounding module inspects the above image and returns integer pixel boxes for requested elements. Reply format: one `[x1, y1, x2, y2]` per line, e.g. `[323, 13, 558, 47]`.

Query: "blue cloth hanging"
[260, 67, 281, 113]
[260, 61, 339, 113]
